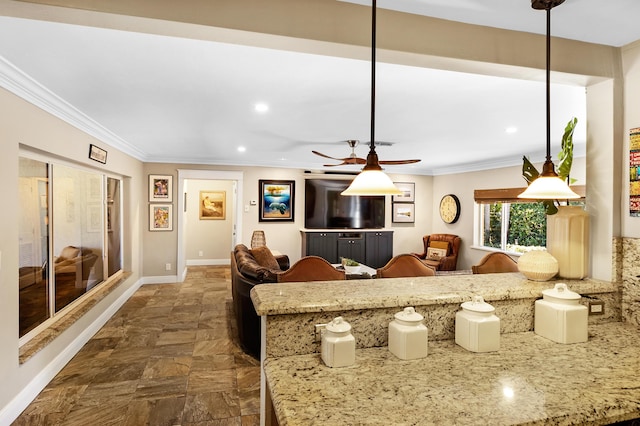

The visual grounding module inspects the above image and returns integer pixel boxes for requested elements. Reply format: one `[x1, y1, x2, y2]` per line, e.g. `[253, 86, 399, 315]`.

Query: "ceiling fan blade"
[312, 150, 344, 161]
[313, 151, 367, 165]
[378, 159, 422, 165]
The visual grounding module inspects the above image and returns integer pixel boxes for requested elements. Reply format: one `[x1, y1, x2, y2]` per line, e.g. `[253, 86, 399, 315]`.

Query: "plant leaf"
[544, 200, 558, 215]
[522, 156, 539, 185]
[558, 117, 577, 182]
[521, 155, 558, 215]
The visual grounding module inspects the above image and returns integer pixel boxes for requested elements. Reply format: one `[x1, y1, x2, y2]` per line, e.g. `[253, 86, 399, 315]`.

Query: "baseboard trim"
[186, 259, 229, 266]
[0, 277, 143, 425]
[141, 275, 179, 284]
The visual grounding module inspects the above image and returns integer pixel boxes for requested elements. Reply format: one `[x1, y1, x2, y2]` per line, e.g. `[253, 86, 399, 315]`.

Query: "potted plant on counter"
[341, 258, 361, 274]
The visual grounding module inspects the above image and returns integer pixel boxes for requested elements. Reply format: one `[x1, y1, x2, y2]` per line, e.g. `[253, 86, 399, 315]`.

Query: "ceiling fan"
[312, 140, 414, 167]
[311, 0, 421, 173]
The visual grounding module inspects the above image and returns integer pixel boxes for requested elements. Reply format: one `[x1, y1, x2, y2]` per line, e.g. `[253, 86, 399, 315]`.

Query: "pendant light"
[518, 0, 579, 200]
[341, 0, 403, 196]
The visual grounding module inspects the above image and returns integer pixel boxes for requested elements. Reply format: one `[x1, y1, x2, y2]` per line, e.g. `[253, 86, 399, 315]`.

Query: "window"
[474, 186, 585, 254]
[479, 201, 548, 253]
[18, 156, 123, 339]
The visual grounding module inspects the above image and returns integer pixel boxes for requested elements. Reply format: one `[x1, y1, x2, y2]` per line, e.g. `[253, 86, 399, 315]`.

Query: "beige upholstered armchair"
[414, 234, 461, 271]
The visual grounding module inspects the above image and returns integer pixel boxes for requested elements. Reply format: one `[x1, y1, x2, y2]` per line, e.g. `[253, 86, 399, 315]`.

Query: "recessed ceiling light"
[505, 126, 518, 134]
[254, 103, 269, 113]
[237, 146, 246, 152]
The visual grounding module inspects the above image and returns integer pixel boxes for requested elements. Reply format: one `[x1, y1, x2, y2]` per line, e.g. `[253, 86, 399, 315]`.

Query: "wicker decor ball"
[517, 250, 559, 281]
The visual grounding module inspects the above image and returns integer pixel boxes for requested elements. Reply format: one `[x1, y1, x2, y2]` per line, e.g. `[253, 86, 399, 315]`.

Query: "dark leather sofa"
[230, 244, 289, 358]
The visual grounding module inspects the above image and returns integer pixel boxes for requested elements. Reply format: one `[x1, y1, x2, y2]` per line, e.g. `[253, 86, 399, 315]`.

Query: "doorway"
[177, 170, 243, 282]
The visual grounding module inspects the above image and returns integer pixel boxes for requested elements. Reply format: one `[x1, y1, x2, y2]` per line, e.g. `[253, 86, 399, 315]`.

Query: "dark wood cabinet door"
[365, 231, 393, 269]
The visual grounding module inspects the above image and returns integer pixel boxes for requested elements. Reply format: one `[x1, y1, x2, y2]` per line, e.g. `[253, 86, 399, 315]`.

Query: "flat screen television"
[305, 179, 385, 229]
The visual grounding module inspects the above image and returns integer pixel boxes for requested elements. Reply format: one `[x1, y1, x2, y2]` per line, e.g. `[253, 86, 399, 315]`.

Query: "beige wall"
[0, 87, 144, 415]
[622, 41, 640, 238]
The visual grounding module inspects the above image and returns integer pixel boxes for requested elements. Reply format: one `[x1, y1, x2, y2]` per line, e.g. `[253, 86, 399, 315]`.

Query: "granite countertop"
[265, 322, 640, 425]
[251, 273, 618, 316]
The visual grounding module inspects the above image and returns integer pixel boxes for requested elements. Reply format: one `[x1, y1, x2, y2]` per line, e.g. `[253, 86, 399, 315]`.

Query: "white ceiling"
[1, 0, 638, 175]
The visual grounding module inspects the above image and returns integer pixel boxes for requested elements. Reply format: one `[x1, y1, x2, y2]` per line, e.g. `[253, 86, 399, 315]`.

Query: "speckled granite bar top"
[251, 273, 617, 316]
[265, 322, 640, 426]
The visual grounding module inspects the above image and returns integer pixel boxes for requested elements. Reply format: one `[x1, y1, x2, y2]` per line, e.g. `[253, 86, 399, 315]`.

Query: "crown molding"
[0, 55, 147, 161]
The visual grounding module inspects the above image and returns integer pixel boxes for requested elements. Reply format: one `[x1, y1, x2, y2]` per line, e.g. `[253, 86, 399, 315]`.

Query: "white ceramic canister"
[388, 307, 428, 360]
[534, 283, 587, 344]
[455, 295, 500, 353]
[321, 316, 355, 367]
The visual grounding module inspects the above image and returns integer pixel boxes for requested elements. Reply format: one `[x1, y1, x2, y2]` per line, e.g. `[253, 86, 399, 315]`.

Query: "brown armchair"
[377, 254, 436, 278]
[472, 252, 518, 274]
[414, 234, 461, 271]
[277, 256, 346, 283]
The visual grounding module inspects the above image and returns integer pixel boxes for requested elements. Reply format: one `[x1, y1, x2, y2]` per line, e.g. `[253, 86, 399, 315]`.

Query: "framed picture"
[88, 144, 107, 164]
[149, 175, 172, 202]
[392, 182, 415, 203]
[259, 180, 295, 222]
[392, 203, 415, 223]
[150, 204, 173, 231]
[199, 191, 226, 220]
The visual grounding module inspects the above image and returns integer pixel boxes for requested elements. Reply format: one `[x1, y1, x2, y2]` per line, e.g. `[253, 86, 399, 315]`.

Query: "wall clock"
[439, 194, 461, 224]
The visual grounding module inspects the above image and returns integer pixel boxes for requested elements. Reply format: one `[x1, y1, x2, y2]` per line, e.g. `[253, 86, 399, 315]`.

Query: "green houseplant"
[522, 117, 578, 215]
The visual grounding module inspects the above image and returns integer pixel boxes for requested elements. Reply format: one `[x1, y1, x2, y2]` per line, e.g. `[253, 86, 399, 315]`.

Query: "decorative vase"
[517, 250, 558, 281]
[546, 206, 589, 279]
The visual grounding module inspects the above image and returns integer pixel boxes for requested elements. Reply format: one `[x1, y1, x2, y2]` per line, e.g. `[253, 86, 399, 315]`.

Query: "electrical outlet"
[315, 324, 327, 342]
[589, 300, 604, 315]
[165, 263, 171, 271]
[199, 251, 203, 257]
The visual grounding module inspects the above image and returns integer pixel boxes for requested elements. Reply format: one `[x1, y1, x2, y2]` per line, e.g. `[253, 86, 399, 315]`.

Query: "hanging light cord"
[370, 0, 377, 153]
[545, 5, 552, 164]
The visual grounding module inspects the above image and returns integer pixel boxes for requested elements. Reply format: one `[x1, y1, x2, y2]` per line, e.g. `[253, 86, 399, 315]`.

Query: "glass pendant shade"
[518, 174, 580, 199]
[341, 168, 402, 196]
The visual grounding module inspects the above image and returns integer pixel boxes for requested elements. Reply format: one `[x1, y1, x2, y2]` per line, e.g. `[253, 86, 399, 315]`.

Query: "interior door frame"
[176, 169, 243, 282]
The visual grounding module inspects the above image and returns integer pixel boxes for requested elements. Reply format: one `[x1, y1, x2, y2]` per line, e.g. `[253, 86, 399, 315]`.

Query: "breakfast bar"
[251, 273, 628, 425]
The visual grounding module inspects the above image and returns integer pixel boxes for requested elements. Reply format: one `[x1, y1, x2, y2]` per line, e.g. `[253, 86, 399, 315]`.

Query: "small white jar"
[535, 283, 587, 344]
[388, 307, 428, 360]
[321, 317, 355, 367]
[455, 295, 500, 353]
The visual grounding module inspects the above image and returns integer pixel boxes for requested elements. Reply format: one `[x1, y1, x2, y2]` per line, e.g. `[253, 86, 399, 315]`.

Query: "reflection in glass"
[18, 158, 50, 337]
[19, 157, 123, 340]
[107, 177, 122, 276]
[51, 165, 104, 312]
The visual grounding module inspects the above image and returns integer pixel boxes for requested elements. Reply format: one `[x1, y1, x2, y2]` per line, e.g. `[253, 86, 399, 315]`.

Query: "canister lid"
[541, 283, 581, 302]
[394, 307, 424, 323]
[461, 295, 495, 313]
[326, 316, 352, 333]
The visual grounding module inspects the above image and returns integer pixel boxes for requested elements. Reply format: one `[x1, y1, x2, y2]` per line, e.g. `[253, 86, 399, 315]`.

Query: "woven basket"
[517, 250, 558, 281]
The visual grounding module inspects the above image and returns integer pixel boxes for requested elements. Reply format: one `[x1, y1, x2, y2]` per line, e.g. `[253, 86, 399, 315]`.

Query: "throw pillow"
[427, 247, 447, 260]
[251, 246, 280, 270]
[429, 240, 449, 254]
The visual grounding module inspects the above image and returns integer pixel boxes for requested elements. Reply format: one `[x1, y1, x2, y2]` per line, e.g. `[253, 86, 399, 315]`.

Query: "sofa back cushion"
[250, 246, 280, 270]
[235, 244, 279, 283]
[56, 246, 81, 263]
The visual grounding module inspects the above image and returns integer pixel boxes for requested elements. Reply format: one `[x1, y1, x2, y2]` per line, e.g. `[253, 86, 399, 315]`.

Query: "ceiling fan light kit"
[519, 0, 579, 200]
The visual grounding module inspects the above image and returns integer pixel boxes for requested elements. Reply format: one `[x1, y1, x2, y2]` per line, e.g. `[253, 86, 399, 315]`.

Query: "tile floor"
[13, 266, 261, 426]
